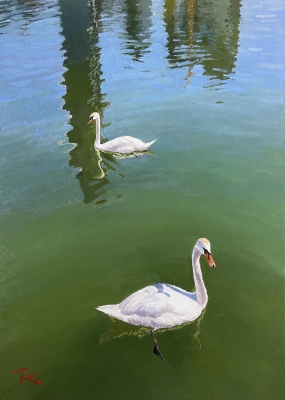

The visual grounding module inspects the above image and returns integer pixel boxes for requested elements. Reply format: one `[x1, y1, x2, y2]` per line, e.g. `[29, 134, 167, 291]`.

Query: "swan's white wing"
[117, 284, 201, 328]
[101, 136, 141, 151]
[119, 285, 170, 317]
[119, 136, 145, 146]
[100, 136, 155, 153]
[118, 137, 156, 151]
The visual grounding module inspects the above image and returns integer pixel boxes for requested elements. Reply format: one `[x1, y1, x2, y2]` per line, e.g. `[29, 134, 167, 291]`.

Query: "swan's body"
[97, 238, 216, 333]
[88, 112, 156, 154]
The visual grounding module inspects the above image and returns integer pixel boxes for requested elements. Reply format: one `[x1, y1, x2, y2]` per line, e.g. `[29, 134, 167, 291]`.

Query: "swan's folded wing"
[119, 136, 144, 145]
[101, 136, 143, 153]
[119, 286, 168, 317]
[118, 136, 148, 151]
[118, 284, 199, 320]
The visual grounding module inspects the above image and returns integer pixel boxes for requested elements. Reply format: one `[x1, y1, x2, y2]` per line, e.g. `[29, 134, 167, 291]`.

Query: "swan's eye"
[203, 247, 211, 256]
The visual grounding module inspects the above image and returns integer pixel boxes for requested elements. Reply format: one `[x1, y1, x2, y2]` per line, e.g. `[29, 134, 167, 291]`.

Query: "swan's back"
[97, 136, 156, 153]
[97, 283, 202, 329]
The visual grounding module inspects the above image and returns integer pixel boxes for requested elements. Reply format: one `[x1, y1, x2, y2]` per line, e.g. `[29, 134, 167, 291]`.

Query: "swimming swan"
[97, 238, 216, 362]
[88, 112, 157, 154]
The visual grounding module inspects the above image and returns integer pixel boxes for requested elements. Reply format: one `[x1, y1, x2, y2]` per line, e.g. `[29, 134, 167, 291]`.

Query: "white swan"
[97, 238, 216, 361]
[88, 112, 157, 154]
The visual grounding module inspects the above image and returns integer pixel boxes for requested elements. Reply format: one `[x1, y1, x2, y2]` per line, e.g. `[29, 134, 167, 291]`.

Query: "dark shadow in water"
[59, 0, 124, 204]
[122, 0, 152, 62]
[163, 0, 241, 85]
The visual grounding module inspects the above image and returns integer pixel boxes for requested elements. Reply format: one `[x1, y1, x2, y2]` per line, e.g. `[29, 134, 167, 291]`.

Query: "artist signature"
[12, 368, 43, 385]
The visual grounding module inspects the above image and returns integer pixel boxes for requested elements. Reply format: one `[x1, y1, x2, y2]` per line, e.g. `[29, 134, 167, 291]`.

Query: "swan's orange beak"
[87, 118, 93, 125]
[205, 253, 216, 268]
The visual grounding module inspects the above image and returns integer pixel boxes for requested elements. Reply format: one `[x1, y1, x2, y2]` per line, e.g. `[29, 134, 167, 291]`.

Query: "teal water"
[0, 0, 284, 399]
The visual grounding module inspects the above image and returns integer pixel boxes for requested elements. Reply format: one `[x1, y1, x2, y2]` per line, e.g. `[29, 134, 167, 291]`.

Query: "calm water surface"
[0, 0, 284, 399]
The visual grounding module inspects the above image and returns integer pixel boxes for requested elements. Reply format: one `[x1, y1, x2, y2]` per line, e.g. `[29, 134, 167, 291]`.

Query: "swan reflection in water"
[98, 308, 206, 357]
[97, 238, 216, 362]
[74, 141, 155, 205]
[91, 147, 155, 180]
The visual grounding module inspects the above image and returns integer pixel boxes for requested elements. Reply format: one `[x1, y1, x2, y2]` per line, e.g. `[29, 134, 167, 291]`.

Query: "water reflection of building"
[122, 0, 153, 62]
[163, 0, 241, 83]
[59, 0, 120, 204]
[195, 0, 241, 81]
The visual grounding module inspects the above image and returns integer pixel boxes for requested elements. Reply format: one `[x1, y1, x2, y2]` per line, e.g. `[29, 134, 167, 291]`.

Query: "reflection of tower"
[185, 0, 195, 85]
[122, 0, 152, 62]
[87, 0, 108, 113]
[59, 0, 119, 204]
[195, 0, 241, 81]
[163, 0, 179, 67]
[164, 0, 196, 71]
[163, 0, 241, 83]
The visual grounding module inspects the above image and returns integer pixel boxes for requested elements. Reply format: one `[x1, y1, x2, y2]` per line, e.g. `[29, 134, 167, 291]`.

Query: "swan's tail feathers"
[145, 139, 157, 149]
[96, 304, 122, 320]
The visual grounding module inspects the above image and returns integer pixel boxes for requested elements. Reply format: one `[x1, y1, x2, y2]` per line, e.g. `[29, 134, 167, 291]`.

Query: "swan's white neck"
[192, 247, 208, 309]
[94, 114, 101, 147]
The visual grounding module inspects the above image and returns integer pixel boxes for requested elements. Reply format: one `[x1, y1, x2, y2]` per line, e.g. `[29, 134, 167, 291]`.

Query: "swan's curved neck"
[192, 247, 208, 309]
[94, 115, 101, 146]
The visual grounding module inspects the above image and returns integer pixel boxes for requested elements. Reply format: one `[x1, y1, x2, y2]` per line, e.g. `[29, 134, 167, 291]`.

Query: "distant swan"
[88, 112, 157, 154]
[97, 238, 216, 362]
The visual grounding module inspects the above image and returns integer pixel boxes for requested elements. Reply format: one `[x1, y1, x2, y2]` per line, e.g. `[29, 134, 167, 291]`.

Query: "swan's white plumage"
[88, 112, 156, 154]
[97, 238, 216, 331]
[97, 284, 201, 329]
[96, 136, 156, 153]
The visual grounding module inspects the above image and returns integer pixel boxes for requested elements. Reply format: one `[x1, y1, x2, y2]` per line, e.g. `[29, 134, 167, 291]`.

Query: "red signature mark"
[12, 368, 43, 385]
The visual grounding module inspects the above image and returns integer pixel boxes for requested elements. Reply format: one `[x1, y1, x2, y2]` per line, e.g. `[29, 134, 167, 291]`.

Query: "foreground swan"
[97, 238, 216, 362]
[88, 112, 156, 154]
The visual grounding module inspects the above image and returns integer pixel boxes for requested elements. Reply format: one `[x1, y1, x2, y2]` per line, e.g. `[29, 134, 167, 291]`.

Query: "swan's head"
[87, 112, 100, 125]
[195, 238, 216, 268]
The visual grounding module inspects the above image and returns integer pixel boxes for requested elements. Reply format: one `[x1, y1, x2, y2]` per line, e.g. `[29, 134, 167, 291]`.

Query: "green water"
[0, 0, 283, 399]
